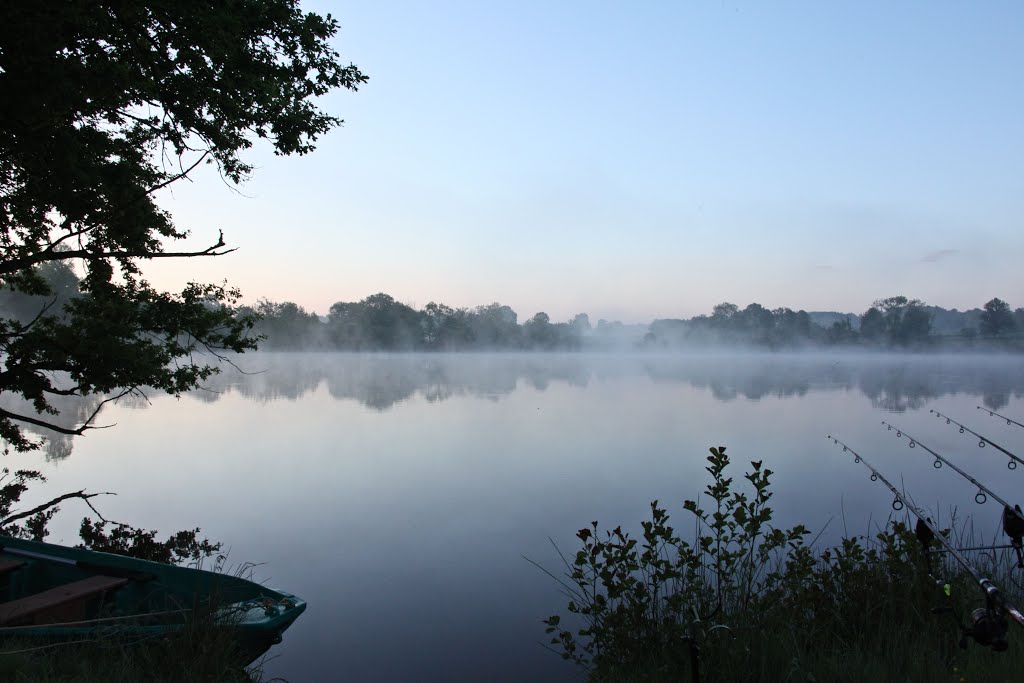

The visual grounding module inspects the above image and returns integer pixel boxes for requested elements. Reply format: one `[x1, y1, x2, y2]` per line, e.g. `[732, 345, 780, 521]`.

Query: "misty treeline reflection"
[19, 354, 1024, 461]
[245, 294, 1023, 351]
[194, 353, 1023, 414]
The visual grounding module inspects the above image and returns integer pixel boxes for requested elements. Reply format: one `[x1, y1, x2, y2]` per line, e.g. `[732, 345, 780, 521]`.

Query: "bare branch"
[80, 492, 129, 526]
[20, 297, 59, 331]
[116, 107, 162, 131]
[41, 386, 87, 397]
[144, 149, 210, 196]
[0, 297, 60, 341]
[47, 224, 95, 253]
[198, 340, 246, 373]
[0, 408, 94, 436]
[0, 489, 116, 527]
[0, 231, 235, 276]
[0, 388, 133, 436]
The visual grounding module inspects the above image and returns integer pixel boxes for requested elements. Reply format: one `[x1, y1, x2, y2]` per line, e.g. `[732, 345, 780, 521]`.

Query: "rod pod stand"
[915, 518, 935, 576]
[1003, 505, 1024, 569]
[829, 435, 1024, 652]
[884, 420, 1024, 567]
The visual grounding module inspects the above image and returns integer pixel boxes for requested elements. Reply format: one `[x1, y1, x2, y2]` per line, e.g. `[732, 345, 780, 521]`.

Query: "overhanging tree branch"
[0, 408, 103, 436]
[143, 149, 211, 196]
[0, 389, 132, 436]
[0, 231, 235, 276]
[0, 489, 117, 528]
[0, 1, 364, 456]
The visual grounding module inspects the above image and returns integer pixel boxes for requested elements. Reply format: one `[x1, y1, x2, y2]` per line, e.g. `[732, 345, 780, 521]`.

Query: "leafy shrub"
[540, 447, 1023, 682]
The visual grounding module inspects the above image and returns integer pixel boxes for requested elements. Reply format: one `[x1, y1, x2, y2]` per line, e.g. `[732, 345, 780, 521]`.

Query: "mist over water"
[18, 352, 1024, 682]
[194, 351, 1022, 412]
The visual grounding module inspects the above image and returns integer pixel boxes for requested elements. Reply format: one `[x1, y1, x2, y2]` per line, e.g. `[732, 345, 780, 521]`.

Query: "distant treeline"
[647, 296, 1022, 349]
[241, 294, 1024, 351]
[2, 267, 1020, 352]
[239, 295, 602, 350]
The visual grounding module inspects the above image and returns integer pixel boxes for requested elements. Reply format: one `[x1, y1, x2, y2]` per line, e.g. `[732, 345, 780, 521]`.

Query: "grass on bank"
[538, 446, 1024, 682]
[0, 613, 269, 683]
[0, 622, 266, 683]
[0, 556, 273, 683]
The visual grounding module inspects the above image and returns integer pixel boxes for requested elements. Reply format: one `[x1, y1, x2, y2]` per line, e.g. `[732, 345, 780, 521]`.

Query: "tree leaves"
[0, 0, 365, 450]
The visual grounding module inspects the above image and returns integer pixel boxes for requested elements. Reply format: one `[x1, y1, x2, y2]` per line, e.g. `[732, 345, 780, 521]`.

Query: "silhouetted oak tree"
[0, 2, 365, 550]
[0, 1, 367, 451]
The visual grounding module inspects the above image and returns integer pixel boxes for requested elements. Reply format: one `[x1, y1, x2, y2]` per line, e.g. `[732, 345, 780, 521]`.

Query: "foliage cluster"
[243, 294, 594, 351]
[235, 292, 1024, 352]
[669, 302, 816, 347]
[0, 466, 221, 565]
[647, 296, 1022, 350]
[0, 0, 364, 559]
[979, 298, 1017, 338]
[541, 447, 1024, 682]
[859, 296, 934, 345]
[0, 0, 366, 451]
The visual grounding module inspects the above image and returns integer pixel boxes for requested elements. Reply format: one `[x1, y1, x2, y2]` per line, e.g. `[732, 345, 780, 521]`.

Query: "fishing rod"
[881, 422, 1012, 507]
[882, 421, 1024, 569]
[929, 409, 1024, 470]
[827, 435, 1024, 650]
[978, 406, 1024, 431]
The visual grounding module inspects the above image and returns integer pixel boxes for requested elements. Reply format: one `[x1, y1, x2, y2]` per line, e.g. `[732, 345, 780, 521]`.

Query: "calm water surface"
[18, 352, 1024, 681]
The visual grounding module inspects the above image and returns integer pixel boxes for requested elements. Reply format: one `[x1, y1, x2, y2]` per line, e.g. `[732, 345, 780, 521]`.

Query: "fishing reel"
[932, 600, 1010, 651]
[918, 518, 1011, 651]
[966, 606, 1009, 651]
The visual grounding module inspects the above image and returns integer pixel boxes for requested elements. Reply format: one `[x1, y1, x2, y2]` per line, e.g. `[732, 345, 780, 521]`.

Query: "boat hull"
[0, 535, 306, 665]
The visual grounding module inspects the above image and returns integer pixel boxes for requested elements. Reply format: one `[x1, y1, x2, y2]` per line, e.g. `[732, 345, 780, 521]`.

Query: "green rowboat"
[0, 535, 306, 664]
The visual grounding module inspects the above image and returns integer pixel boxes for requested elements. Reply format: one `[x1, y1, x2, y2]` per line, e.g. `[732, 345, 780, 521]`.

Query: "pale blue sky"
[149, 1, 1023, 323]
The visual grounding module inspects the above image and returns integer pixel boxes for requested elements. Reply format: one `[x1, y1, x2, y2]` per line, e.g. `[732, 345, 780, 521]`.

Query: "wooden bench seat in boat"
[0, 575, 128, 626]
[0, 558, 25, 575]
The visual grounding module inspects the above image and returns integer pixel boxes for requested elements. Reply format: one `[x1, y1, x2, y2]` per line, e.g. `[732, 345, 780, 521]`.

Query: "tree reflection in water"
[11, 353, 1021, 460]
[198, 352, 1023, 414]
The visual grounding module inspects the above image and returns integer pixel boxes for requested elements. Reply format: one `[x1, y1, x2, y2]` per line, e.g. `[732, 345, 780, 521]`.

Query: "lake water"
[16, 352, 1024, 681]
